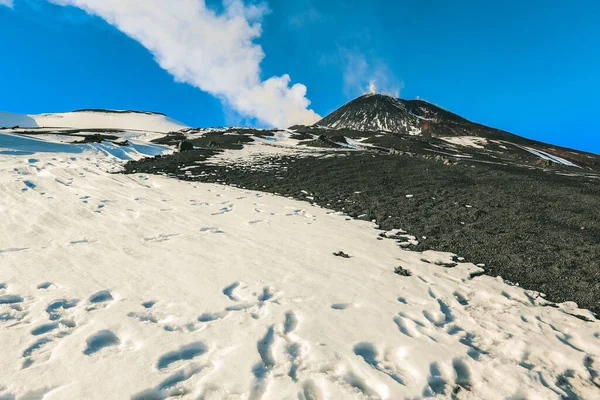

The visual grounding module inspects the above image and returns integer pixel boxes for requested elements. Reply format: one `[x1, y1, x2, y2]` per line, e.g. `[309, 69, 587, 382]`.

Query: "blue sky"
[1, 0, 599, 153]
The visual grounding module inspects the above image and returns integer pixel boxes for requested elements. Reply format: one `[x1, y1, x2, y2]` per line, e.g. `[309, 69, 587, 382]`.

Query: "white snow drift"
[0, 130, 599, 399]
[0, 110, 188, 134]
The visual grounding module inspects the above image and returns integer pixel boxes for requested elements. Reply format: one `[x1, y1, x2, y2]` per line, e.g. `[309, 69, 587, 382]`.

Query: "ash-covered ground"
[123, 131, 600, 314]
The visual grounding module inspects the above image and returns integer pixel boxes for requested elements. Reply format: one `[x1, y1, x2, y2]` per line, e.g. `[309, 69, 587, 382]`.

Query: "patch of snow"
[440, 136, 489, 149]
[1, 110, 188, 134]
[516, 145, 580, 168]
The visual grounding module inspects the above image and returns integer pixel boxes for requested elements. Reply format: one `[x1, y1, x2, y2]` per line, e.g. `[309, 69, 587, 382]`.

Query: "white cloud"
[340, 48, 403, 98]
[48, 0, 320, 127]
[0, 0, 14, 8]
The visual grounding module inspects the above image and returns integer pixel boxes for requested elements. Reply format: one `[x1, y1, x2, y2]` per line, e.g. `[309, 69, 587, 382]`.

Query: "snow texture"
[0, 129, 599, 399]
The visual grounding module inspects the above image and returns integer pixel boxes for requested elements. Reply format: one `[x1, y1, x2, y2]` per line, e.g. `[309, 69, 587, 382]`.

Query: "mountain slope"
[0, 109, 188, 133]
[315, 93, 520, 141]
[311, 93, 600, 169]
[316, 93, 424, 134]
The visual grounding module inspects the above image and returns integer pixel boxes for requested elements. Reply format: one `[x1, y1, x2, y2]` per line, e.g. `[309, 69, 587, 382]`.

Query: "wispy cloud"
[0, 0, 14, 8]
[339, 48, 403, 98]
[288, 7, 321, 27]
[284, 0, 322, 27]
[44, 0, 320, 127]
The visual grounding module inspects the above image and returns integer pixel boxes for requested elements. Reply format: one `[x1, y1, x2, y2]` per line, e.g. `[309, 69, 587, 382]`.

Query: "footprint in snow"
[132, 364, 211, 400]
[142, 300, 157, 309]
[248, 220, 265, 225]
[128, 301, 199, 333]
[331, 303, 354, 310]
[223, 282, 241, 301]
[453, 291, 470, 306]
[133, 344, 211, 400]
[283, 311, 299, 335]
[156, 342, 209, 370]
[46, 298, 79, 321]
[37, 282, 56, 290]
[86, 290, 114, 311]
[258, 287, 275, 302]
[143, 233, 180, 243]
[422, 304, 453, 329]
[31, 322, 61, 336]
[426, 362, 448, 395]
[0, 287, 29, 328]
[281, 311, 308, 381]
[250, 325, 277, 399]
[353, 342, 407, 385]
[83, 330, 120, 356]
[21, 180, 36, 191]
[0, 294, 23, 305]
[211, 206, 233, 216]
[393, 315, 421, 338]
[452, 358, 472, 389]
[200, 227, 224, 234]
[197, 311, 228, 322]
[69, 239, 96, 245]
[0, 247, 29, 254]
[302, 380, 327, 400]
[128, 311, 159, 324]
[22, 302, 79, 368]
[22, 337, 54, 369]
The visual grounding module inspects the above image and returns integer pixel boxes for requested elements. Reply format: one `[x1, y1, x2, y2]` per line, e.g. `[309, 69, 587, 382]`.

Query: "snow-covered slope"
[0, 109, 188, 133]
[0, 139, 599, 399]
[0, 131, 170, 160]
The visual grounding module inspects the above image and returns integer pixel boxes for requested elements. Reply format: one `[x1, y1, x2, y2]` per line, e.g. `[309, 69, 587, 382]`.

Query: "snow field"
[0, 150, 599, 399]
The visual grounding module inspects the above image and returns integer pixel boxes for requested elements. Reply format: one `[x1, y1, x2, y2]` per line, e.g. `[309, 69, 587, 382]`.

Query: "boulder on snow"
[333, 251, 351, 259]
[394, 266, 412, 277]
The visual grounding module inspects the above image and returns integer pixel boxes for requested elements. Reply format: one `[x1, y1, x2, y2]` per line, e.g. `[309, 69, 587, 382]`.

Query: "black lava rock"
[178, 141, 194, 152]
[394, 266, 412, 277]
[334, 251, 351, 259]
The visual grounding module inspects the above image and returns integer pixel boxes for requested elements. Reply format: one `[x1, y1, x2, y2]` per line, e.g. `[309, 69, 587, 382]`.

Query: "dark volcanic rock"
[73, 109, 167, 116]
[290, 132, 314, 141]
[153, 130, 255, 150]
[394, 266, 412, 277]
[334, 251, 351, 259]
[300, 135, 346, 149]
[316, 93, 524, 142]
[72, 133, 127, 145]
[177, 141, 194, 152]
